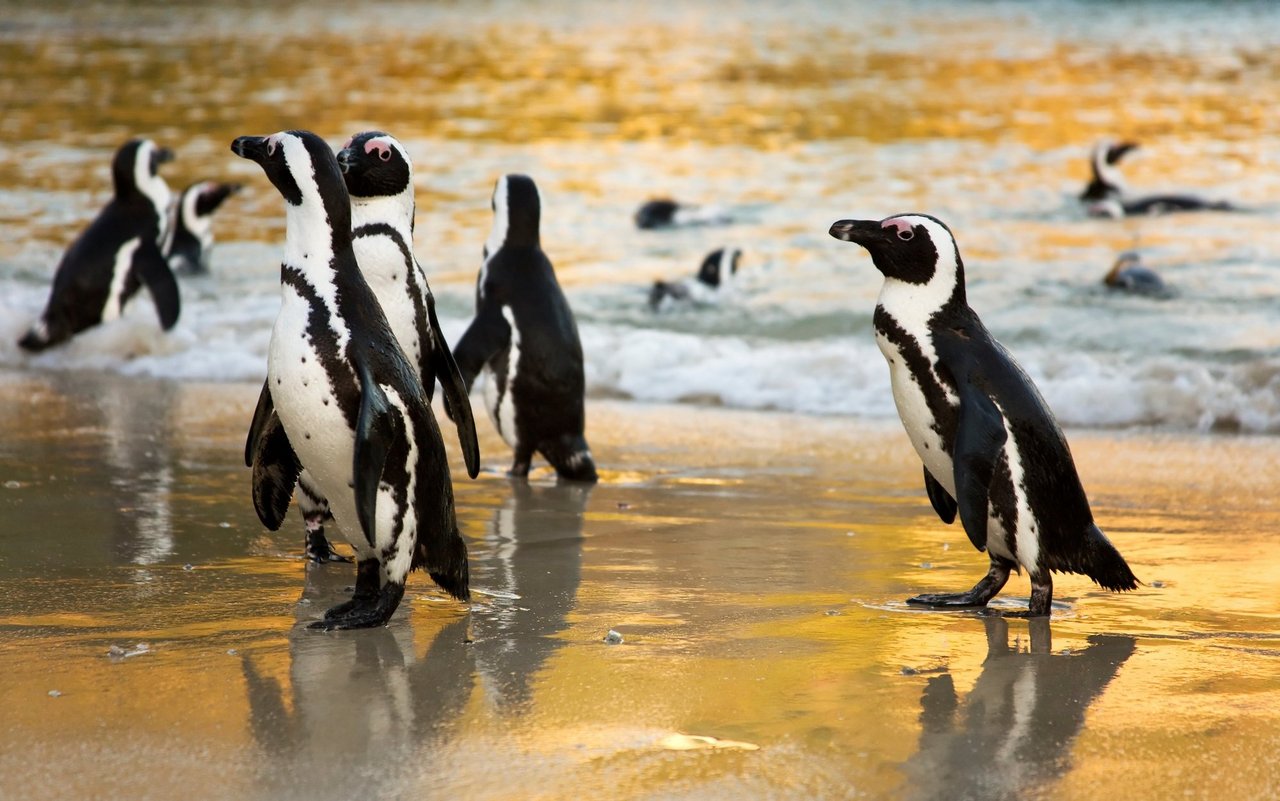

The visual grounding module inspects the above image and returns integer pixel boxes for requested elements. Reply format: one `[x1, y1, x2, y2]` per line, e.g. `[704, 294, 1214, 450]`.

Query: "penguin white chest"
[355, 237, 422, 377]
[267, 288, 356, 498]
[875, 330, 954, 494]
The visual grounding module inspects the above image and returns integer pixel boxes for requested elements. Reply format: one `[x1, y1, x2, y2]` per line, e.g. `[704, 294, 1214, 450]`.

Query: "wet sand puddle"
[1, 375, 1279, 800]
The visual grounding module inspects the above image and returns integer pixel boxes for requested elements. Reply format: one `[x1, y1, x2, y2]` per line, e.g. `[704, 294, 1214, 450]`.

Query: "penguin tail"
[422, 528, 471, 603]
[1079, 524, 1140, 592]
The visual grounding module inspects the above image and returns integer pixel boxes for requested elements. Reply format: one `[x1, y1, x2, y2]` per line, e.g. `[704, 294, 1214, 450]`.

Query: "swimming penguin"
[1081, 139, 1236, 218]
[19, 138, 180, 351]
[280, 130, 479, 564]
[829, 213, 1138, 617]
[452, 174, 598, 483]
[167, 180, 242, 274]
[648, 247, 741, 311]
[1103, 250, 1168, 297]
[633, 198, 732, 230]
[234, 129, 471, 629]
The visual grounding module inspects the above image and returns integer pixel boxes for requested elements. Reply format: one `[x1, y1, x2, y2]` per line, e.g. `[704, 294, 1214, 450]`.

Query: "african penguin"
[1081, 139, 1236, 217]
[19, 138, 180, 351]
[830, 213, 1138, 617]
[272, 130, 480, 564]
[648, 247, 741, 311]
[234, 129, 472, 629]
[166, 180, 242, 275]
[1103, 250, 1168, 297]
[452, 174, 598, 483]
[633, 198, 733, 230]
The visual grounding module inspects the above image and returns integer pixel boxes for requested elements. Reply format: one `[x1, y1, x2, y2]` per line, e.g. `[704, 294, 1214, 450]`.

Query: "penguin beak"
[829, 219, 889, 247]
[1107, 141, 1138, 164]
[231, 136, 269, 164]
[336, 147, 352, 174]
[150, 146, 174, 174]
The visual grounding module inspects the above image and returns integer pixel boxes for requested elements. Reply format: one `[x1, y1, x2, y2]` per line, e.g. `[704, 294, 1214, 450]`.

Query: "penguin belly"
[354, 236, 423, 373]
[267, 296, 361, 552]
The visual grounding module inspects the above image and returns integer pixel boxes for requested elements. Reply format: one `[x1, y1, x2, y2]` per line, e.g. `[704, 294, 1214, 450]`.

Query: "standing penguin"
[829, 214, 1138, 617]
[167, 180, 242, 275]
[233, 129, 470, 629]
[270, 130, 479, 564]
[452, 174, 598, 482]
[19, 138, 180, 351]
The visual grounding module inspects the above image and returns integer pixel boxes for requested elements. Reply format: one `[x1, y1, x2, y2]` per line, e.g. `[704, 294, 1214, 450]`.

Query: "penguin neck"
[876, 267, 967, 338]
[1092, 150, 1125, 196]
[350, 191, 415, 236]
[180, 188, 213, 245]
[282, 202, 348, 283]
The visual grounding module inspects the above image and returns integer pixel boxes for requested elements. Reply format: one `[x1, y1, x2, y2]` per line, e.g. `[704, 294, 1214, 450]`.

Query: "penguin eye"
[896, 229, 914, 242]
[379, 150, 391, 162]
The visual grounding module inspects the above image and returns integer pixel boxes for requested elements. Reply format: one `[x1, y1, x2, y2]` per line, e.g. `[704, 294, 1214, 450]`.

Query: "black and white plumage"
[453, 174, 598, 483]
[1103, 250, 1168, 297]
[633, 198, 733, 230]
[234, 129, 471, 630]
[280, 130, 480, 564]
[166, 180, 242, 274]
[19, 138, 180, 351]
[648, 247, 741, 311]
[830, 213, 1138, 617]
[1081, 139, 1236, 218]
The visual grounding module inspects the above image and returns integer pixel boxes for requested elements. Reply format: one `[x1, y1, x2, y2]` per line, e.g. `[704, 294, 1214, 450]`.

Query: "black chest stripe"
[874, 306, 958, 450]
[281, 265, 360, 430]
[353, 223, 432, 377]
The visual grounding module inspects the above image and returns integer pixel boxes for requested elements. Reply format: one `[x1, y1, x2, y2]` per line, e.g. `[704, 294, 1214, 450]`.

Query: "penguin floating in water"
[1103, 250, 1169, 297]
[633, 198, 733, 230]
[648, 247, 741, 311]
[830, 213, 1138, 617]
[1081, 139, 1236, 218]
[262, 129, 480, 564]
[166, 180, 242, 275]
[452, 174, 598, 483]
[19, 138, 180, 351]
[234, 129, 471, 629]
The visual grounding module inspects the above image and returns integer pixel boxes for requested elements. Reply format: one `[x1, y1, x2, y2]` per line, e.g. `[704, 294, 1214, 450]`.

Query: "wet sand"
[1, 370, 1279, 801]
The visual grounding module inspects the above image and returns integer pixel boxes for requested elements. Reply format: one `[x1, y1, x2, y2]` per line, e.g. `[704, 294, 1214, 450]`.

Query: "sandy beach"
[1, 369, 1278, 801]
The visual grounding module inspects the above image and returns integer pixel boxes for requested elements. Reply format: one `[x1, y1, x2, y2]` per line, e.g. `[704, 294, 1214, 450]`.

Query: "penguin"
[233, 129, 476, 629]
[633, 198, 732, 230]
[452, 174, 598, 483]
[1103, 250, 1168, 297]
[1080, 139, 1236, 217]
[648, 246, 741, 311]
[166, 180, 242, 274]
[829, 213, 1138, 617]
[19, 138, 180, 351]
[272, 129, 479, 564]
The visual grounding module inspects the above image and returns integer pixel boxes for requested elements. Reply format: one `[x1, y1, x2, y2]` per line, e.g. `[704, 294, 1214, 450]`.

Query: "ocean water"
[2, 0, 1280, 431]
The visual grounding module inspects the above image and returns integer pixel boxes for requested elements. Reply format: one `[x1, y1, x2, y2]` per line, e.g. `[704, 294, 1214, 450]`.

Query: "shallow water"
[1, 374, 1279, 800]
[3, 1, 1280, 429]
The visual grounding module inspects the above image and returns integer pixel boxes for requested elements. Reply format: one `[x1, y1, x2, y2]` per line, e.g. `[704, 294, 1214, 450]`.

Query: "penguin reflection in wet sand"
[452, 174, 598, 482]
[166, 180, 242, 275]
[19, 138, 180, 351]
[233, 130, 471, 629]
[830, 214, 1138, 617]
[262, 130, 480, 564]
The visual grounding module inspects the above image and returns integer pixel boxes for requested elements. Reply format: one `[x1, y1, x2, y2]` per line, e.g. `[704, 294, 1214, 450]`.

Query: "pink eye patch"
[364, 138, 393, 162]
[882, 218, 915, 240]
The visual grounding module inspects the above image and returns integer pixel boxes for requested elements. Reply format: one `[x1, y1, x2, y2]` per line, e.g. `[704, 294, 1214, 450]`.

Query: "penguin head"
[181, 181, 242, 224]
[1104, 250, 1143, 286]
[1085, 139, 1138, 198]
[112, 138, 173, 201]
[635, 199, 679, 230]
[484, 173, 541, 259]
[696, 247, 742, 288]
[337, 131, 413, 200]
[231, 130, 350, 232]
[829, 214, 964, 289]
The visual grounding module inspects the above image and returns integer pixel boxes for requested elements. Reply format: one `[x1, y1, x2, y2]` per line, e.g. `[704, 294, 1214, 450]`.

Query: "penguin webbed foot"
[906, 591, 992, 609]
[304, 531, 352, 564]
[311, 583, 406, 631]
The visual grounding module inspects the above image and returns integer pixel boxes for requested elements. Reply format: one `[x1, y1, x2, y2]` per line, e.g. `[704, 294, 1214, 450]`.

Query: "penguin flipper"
[133, 239, 181, 330]
[426, 293, 481, 479]
[250, 410, 301, 531]
[245, 380, 275, 467]
[353, 365, 401, 549]
[951, 382, 1007, 553]
[924, 467, 957, 524]
[451, 301, 511, 393]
